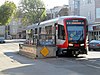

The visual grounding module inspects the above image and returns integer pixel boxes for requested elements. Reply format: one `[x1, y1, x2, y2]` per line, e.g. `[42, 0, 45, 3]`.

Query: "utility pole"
[35, 8, 45, 46]
[50, 9, 53, 19]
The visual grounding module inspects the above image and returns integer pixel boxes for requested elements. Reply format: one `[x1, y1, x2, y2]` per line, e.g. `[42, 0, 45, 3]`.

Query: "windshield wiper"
[78, 32, 83, 41]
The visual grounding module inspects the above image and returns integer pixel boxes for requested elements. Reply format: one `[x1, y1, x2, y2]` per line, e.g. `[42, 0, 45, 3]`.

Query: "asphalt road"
[0, 43, 100, 75]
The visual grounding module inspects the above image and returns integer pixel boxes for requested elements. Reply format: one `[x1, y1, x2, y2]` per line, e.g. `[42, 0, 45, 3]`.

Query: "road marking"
[86, 64, 100, 69]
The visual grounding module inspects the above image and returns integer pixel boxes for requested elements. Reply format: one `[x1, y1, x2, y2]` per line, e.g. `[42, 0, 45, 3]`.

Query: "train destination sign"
[67, 20, 84, 25]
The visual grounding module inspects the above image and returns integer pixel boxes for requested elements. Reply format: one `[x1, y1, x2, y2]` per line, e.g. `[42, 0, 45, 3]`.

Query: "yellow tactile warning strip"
[40, 46, 49, 57]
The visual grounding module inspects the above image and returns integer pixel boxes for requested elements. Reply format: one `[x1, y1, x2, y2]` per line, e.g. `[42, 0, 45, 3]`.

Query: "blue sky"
[0, 0, 69, 9]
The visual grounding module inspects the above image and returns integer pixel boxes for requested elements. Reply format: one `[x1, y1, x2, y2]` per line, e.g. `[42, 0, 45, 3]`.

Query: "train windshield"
[66, 20, 84, 43]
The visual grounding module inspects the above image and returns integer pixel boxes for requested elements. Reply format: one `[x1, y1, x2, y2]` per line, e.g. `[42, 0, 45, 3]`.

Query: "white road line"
[86, 64, 100, 69]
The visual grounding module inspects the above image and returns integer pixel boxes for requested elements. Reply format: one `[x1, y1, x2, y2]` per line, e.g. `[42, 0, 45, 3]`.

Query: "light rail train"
[26, 16, 88, 56]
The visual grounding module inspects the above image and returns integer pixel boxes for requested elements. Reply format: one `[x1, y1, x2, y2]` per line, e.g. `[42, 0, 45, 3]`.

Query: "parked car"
[88, 40, 100, 51]
[0, 39, 5, 43]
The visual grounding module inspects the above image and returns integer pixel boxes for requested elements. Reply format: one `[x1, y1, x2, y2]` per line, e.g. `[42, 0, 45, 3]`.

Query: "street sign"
[40, 46, 49, 57]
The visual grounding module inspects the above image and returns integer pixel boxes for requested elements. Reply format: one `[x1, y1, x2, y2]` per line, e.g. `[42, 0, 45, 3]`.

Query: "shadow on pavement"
[3, 51, 86, 64]
[2, 53, 100, 75]
[1, 65, 37, 75]
[2, 51, 100, 75]
[4, 52, 37, 64]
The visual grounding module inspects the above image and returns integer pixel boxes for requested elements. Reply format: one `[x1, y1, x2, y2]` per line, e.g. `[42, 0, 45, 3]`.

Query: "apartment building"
[8, 18, 26, 39]
[69, 0, 100, 40]
[0, 26, 5, 39]
[69, 0, 80, 16]
[46, 5, 69, 19]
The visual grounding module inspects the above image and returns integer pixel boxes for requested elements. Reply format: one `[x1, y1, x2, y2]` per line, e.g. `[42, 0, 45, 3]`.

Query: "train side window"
[45, 26, 52, 39]
[39, 27, 41, 33]
[45, 26, 52, 34]
[58, 25, 65, 40]
[35, 28, 37, 34]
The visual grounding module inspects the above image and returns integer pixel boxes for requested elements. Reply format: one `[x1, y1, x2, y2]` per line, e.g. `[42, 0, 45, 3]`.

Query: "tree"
[17, 0, 46, 25]
[0, 1, 16, 25]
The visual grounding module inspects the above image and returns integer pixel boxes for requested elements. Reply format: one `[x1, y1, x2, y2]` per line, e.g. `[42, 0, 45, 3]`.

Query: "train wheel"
[56, 50, 62, 57]
[66, 51, 73, 57]
[56, 50, 59, 56]
[89, 48, 94, 51]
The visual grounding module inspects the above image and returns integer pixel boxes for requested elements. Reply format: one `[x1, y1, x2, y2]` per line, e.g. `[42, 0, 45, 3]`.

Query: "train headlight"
[69, 44, 73, 46]
[80, 44, 84, 46]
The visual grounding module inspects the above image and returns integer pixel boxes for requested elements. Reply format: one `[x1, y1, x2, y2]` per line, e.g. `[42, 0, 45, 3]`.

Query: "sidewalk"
[5, 39, 26, 43]
[0, 51, 24, 71]
[0, 50, 79, 75]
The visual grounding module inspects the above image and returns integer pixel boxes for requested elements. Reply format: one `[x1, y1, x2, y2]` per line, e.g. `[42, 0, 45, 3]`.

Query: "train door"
[57, 24, 66, 45]
[56, 24, 66, 56]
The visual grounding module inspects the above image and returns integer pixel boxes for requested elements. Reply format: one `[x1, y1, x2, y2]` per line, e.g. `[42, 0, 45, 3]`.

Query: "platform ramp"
[19, 34, 57, 59]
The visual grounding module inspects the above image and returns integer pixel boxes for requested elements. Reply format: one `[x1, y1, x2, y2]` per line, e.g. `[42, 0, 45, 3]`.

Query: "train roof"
[26, 16, 87, 30]
[40, 16, 86, 25]
[26, 24, 38, 30]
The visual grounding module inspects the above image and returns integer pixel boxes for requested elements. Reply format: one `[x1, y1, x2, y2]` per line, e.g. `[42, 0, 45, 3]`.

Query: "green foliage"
[17, 0, 46, 25]
[0, 1, 16, 25]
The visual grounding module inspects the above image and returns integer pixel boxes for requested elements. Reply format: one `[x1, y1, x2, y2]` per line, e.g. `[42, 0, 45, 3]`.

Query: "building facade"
[69, 0, 100, 40]
[8, 18, 26, 39]
[8, 19, 20, 39]
[0, 26, 5, 39]
[69, 0, 80, 16]
[46, 5, 69, 19]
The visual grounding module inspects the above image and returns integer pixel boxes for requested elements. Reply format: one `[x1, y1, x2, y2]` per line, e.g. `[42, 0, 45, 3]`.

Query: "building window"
[96, 8, 100, 18]
[87, 0, 92, 4]
[74, 1, 78, 8]
[88, 11, 91, 20]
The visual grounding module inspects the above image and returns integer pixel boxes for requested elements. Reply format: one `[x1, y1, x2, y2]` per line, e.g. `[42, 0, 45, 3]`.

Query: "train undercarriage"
[56, 47, 87, 57]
